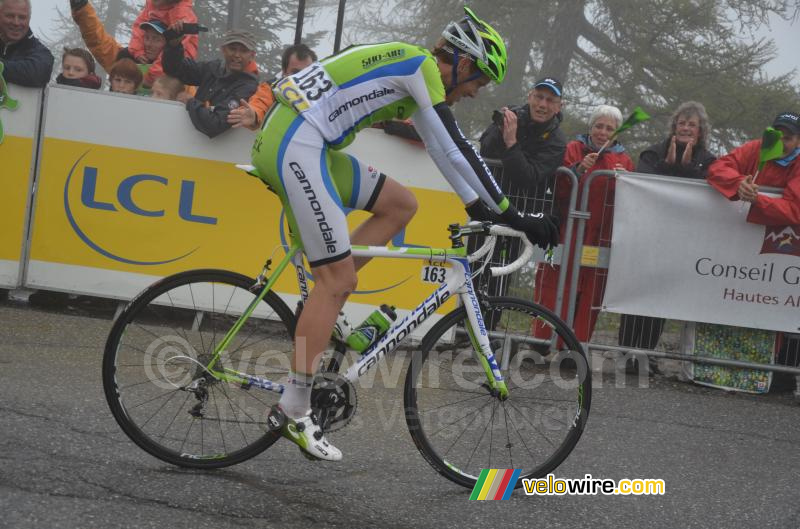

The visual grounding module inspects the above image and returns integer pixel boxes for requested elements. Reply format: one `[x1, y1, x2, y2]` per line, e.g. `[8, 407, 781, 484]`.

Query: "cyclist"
[252, 7, 559, 461]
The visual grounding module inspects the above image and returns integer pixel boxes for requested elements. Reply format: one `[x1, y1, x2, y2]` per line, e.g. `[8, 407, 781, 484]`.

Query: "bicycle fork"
[456, 261, 509, 400]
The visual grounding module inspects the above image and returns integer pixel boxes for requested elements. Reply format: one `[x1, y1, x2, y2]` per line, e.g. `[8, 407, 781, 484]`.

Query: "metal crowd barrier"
[570, 170, 800, 378]
[472, 162, 800, 381]
[472, 161, 579, 330]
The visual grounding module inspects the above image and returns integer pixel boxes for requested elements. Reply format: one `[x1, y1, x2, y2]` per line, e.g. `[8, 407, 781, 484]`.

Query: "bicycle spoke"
[416, 392, 492, 415]
[505, 399, 558, 450]
[465, 400, 497, 471]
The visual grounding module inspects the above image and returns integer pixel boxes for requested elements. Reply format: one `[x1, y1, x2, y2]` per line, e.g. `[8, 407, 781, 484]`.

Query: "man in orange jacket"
[227, 43, 317, 131]
[69, 0, 196, 90]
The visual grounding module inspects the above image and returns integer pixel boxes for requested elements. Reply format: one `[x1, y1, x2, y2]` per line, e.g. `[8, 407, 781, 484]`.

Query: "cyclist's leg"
[252, 106, 354, 460]
[328, 152, 418, 270]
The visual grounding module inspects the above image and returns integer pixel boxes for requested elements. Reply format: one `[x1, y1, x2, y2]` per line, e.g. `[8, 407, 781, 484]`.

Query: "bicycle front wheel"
[404, 296, 591, 489]
[103, 269, 296, 468]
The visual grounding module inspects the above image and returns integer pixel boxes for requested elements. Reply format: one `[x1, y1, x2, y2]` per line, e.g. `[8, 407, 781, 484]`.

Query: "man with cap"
[708, 111, 800, 225]
[472, 77, 567, 302]
[479, 76, 568, 198]
[163, 28, 259, 138]
[69, 0, 191, 92]
[0, 0, 54, 87]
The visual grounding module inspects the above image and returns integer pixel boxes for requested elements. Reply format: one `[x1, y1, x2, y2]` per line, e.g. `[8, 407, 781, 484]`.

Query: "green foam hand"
[614, 106, 651, 136]
[0, 62, 21, 145]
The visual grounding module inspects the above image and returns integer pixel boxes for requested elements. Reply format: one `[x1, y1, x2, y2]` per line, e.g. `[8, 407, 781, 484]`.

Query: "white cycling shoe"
[268, 406, 342, 462]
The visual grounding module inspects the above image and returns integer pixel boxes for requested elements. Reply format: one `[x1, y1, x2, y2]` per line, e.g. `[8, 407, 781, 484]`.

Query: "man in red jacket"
[708, 111, 800, 225]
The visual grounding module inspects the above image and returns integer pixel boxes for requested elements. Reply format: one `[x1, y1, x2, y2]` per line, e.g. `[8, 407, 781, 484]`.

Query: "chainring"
[310, 371, 357, 433]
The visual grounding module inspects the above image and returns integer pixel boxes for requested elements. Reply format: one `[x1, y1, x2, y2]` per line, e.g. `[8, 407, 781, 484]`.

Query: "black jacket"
[479, 104, 567, 194]
[163, 41, 259, 138]
[0, 30, 54, 88]
[637, 137, 716, 179]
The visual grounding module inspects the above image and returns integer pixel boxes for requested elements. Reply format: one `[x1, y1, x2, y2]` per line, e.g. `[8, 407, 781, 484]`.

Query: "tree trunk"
[539, 0, 586, 85]
[103, 0, 125, 43]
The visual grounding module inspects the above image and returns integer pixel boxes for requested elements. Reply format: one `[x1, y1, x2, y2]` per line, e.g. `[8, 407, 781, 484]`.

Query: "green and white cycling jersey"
[252, 41, 510, 266]
[273, 42, 442, 148]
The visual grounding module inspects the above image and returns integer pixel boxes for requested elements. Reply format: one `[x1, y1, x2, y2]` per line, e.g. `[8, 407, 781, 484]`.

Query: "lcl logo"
[64, 151, 216, 265]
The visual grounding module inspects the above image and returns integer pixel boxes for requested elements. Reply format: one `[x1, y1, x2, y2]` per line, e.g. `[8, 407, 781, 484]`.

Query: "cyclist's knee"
[312, 257, 358, 298]
[397, 187, 418, 223]
[375, 179, 417, 224]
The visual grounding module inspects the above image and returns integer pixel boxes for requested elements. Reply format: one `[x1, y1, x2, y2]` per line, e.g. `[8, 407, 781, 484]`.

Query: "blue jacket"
[0, 30, 54, 88]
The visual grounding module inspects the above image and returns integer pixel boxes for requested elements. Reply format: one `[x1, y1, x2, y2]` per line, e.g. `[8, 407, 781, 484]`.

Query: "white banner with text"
[604, 173, 799, 333]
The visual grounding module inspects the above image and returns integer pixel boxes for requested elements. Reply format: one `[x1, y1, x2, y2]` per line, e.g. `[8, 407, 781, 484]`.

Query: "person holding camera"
[478, 77, 568, 205]
[471, 78, 567, 306]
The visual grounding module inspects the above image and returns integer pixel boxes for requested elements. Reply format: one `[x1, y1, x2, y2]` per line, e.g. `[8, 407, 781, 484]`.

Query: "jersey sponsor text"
[328, 87, 397, 122]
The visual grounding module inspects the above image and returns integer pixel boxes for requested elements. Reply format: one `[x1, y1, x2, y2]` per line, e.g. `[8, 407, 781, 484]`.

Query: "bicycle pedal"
[266, 405, 286, 432]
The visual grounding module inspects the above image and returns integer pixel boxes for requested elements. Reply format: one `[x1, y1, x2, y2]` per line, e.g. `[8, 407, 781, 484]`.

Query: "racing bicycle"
[102, 203, 591, 490]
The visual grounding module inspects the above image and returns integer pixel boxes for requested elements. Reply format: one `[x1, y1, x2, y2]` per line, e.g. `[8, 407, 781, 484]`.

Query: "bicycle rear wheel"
[103, 269, 295, 468]
[404, 296, 591, 489]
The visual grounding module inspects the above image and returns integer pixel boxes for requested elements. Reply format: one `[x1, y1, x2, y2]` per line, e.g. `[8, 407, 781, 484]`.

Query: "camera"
[492, 107, 527, 128]
[164, 23, 209, 41]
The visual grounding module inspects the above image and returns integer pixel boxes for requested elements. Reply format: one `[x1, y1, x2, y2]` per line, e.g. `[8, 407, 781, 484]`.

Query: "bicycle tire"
[103, 269, 295, 469]
[404, 296, 591, 489]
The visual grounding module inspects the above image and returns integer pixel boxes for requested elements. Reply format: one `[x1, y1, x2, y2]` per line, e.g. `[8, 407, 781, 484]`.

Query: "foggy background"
[27, 0, 800, 151]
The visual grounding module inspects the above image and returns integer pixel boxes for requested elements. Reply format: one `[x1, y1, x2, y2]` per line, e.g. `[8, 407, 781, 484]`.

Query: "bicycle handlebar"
[465, 223, 535, 277]
[486, 225, 535, 277]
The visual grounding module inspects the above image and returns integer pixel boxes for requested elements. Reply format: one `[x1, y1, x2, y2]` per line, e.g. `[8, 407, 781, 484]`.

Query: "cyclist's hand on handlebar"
[464, 201, 502, 224]
[502, 208, 560, 250]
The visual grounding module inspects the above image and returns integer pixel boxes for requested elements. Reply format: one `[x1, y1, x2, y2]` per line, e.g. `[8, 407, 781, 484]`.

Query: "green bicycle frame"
[205, 241, 509, 399]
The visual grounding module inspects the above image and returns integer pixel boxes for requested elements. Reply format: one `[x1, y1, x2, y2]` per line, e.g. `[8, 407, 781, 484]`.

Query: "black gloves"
[70, 0, 88, 11]
[501, 206, 560, 249]
[465, 201, 502, 224]
[465, 202, 560, 250]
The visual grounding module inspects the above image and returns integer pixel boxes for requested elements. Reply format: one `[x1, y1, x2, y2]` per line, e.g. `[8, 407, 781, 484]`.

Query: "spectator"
[708, 111, 800, 224]
[533, 105, 634, 344]
[618, 101, 716, 363]
[163, 29, 259, 138]
[228, 43, 317, 131]
[0, 0, 54, 87]
[108, 58, 143, 95]
[150, 74, 184, 100]
[56, 47, 101, 89]
[638, 101, 716, 179]
[479, 76, 568, 204]
[127, 0, 198, 87]
[472, 77, 568, 305]
[708, 111, 800, 392]
[70, 0, 187, 93]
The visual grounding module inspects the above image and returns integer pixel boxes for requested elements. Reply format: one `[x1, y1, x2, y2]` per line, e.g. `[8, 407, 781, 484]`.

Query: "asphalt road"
[1, 296, 799, 529]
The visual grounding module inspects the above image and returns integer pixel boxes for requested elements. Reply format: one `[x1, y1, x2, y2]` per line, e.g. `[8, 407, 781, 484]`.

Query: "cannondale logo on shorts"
[143, 335, 199, 390]
[289, 161, 339, 255]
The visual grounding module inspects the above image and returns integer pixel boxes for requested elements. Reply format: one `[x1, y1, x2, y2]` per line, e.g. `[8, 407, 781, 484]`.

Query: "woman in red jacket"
[534, 105, 634, 343]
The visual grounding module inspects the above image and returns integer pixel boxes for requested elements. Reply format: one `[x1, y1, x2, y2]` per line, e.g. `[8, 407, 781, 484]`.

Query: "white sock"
[279, 371, 314, 419]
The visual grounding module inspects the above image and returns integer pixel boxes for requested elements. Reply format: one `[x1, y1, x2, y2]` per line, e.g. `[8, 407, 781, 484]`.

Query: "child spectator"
[108, 58, 143, 95]
[70, 0, 195, 92]
[150, 74, 184, 100]
[56, 48, 101, 89]
[127, 0, 198, 87]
